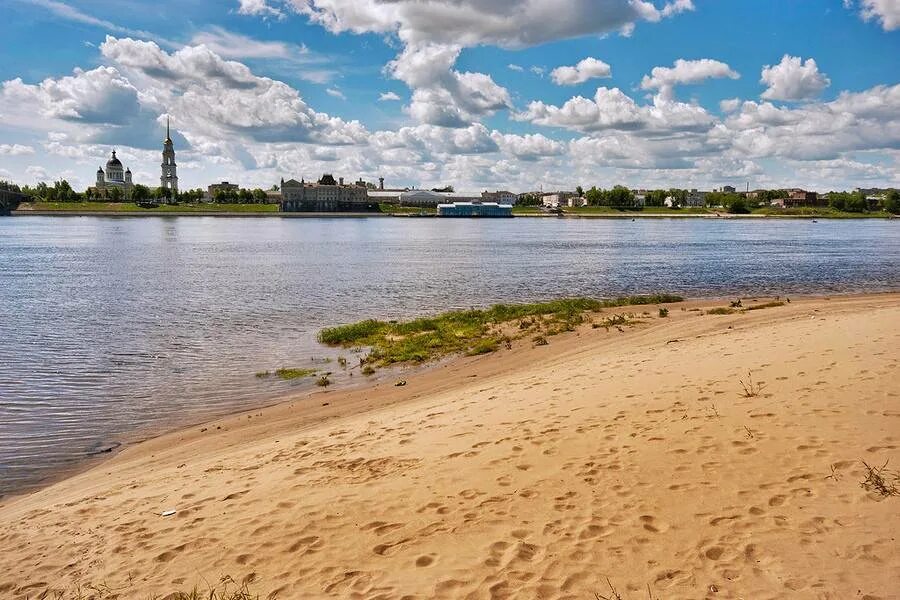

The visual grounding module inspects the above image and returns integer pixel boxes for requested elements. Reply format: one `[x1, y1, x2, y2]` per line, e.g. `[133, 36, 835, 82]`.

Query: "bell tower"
[160, 116, 178, 199]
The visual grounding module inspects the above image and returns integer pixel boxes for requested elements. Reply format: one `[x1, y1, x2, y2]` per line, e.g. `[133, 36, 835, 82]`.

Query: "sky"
[0, 0, 898, 194]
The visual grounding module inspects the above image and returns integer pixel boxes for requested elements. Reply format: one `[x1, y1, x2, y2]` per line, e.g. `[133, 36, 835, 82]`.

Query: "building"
[437, 202, 513, 217]
[207, 181, 239, 199]
[280, 174, 377, 212]
[722, 185, 737, 193]
[160, 117, 178, 199]
[481, 190, 517, 205]
[95, 150, 133, 198]
[395, 189, 481, 207]
[541, 192, 577, 208]
[778, 189, 821, 208]
[685, 189, 707, 207]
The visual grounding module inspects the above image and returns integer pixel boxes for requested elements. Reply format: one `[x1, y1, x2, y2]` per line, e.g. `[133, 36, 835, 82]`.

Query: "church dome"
[106, 150, 122, 168]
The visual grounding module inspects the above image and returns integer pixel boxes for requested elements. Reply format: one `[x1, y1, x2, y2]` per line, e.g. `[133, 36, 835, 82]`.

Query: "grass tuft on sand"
[318, 295, 682, 365]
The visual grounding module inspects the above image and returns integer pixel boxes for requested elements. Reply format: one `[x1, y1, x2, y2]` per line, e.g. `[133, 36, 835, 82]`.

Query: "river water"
[1, 215, 898, 497]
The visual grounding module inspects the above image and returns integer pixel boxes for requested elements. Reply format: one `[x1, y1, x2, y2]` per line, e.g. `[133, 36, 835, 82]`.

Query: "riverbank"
[2, 294, 899, 598]
[11, 201, 898, 218]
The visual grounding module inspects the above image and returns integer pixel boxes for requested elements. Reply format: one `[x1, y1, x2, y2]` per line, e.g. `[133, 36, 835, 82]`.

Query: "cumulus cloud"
[721, 84, 900, 161]
[516, 86, 714, 135]
[490, 132, 566, 161]
[551, 57, 612, 86]
[760, 55, 831, 101]
[386, 42, 511, 127]
[98, 37, 366, 145]
[640, 58, 739, 100]
[507, 64, 524, 73]
[325, 87, 346, 100]
[379, 91, 401, 101]
[845, 0, 900, 30]
[286, 0, 693, 48]
[0, 144, 36, 155]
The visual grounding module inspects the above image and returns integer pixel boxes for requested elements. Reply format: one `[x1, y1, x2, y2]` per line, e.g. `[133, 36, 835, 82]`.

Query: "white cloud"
[530, 66, 546, 77]
[0, 144, 36, 155]
[516, 86, 714, 135]
[640, 58, 739, 100]
[722, 84, 900, 161]
[379, 91, 401, 101]
[760, 55, 831, 101]
[490, 132, 565, 161]
[326, 87, 346, 99]
[507, 64, 524, 73]
[189, 27, 296, 60]
[98, 37, 366, 145]
[237, 0, 284, 19]
[846, 0, 900, 30]
[25, 165, 49, 181]
[550, 57, 612, 86]
[720, 98, 741, 113]
[286, 0, 692, 48]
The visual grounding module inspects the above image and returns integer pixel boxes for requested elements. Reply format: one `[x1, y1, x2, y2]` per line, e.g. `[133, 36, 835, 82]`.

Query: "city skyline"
[1, 0, 899, 193]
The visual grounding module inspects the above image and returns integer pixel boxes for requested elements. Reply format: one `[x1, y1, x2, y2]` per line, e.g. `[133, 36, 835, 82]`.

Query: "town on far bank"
[1, 121, 898, 217]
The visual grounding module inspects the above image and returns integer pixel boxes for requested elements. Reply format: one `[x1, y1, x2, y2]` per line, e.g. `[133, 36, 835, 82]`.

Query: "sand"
[2, 294, 898, 599]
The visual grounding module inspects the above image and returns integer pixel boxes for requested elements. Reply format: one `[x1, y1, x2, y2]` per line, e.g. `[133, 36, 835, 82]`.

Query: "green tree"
[725, 196, 749, 214]
[881, 189, 899, 214]
[131, 184, 150, 203]
[575, 185, 584, 197]
[107, 186, 123, 202]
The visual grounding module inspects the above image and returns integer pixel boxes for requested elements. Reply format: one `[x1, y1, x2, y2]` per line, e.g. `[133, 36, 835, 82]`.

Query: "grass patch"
[318, 295, 682, 366]
[658, 307, 669, 318]
[259, 367, 318, 380]
[706, 307, 735, 315]
[744, 301, 785, 311]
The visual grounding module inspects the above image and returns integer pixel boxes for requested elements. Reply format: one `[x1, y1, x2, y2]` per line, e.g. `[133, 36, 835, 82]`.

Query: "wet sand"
[2, 294, 899, 599]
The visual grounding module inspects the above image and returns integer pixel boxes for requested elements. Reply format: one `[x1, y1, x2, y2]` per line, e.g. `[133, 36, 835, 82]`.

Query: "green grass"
[254, 367, 318, 380]
[19, 201, 279, 213]
[378, 203, 435, 215]
[318, 295, 682, 366]
[751, 206, 890, 218]
[511, 206, 545, 214]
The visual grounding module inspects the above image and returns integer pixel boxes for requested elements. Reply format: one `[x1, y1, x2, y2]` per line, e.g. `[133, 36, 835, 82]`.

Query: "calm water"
[1, 215, 898, 497]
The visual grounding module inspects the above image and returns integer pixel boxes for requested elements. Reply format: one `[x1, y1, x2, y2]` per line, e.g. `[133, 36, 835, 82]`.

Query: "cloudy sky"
[1, 0, 898, 193]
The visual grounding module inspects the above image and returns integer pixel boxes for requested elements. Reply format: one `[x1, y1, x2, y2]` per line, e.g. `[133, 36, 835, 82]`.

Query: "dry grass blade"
[739, 371, 765, 398]
[860, 460, 900, 497]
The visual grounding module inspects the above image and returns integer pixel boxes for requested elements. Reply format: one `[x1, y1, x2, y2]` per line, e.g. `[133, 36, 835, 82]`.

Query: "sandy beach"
[2, 294, 898, 599]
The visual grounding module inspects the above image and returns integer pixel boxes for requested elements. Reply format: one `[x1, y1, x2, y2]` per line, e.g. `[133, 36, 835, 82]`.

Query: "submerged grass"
[318, 295, 682, 366]
[255, 367, 319, 380]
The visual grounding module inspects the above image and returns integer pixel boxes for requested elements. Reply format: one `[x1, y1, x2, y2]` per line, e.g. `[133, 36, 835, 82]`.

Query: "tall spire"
[165, 116, 171, 143]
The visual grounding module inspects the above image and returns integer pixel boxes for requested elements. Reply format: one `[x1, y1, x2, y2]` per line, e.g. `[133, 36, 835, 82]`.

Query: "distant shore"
[2, 293, 898, 599]
[11, 201, 898, 219]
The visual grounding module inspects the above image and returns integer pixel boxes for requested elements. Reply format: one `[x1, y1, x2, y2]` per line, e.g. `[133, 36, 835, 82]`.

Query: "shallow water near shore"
[1, 215, 898, 497]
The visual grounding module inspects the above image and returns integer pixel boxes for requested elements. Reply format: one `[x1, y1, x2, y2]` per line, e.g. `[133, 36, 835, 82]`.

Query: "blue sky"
[1, 0, 898, 192]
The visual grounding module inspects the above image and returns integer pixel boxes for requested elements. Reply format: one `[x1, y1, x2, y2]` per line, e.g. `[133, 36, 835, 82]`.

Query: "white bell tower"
[160, 116, 178, 199]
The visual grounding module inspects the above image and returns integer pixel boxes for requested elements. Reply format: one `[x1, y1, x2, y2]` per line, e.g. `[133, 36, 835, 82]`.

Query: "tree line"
[11, 180, 277, 204]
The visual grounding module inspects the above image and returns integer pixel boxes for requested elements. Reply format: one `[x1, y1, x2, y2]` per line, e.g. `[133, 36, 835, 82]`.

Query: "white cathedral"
[94, 117, 178, 201]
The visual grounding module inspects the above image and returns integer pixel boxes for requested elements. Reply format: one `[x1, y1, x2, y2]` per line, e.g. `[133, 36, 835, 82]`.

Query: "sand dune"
[2, 295, 899, 599]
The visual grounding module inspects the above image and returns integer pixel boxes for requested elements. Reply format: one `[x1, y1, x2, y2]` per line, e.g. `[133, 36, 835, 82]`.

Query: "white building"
[160, 117, 178, 199]
[481, 190, 517, 205]
[95, 150, 133, 198]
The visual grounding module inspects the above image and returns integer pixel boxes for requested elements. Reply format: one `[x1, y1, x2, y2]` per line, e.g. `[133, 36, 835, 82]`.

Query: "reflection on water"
[1, 215, 898, 497]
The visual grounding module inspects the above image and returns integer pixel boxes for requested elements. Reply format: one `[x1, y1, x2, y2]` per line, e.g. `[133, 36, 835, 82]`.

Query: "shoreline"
[10, 209, 897, 219]
[3, 292, 899, 598]
[0, 291, 890, 504]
